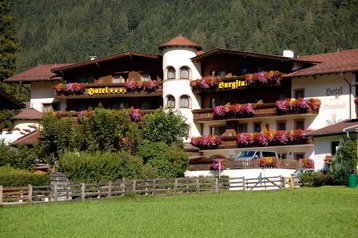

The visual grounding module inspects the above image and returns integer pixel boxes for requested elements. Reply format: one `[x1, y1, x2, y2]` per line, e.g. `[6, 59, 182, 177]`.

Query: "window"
[238, 123, 248, 133]
[180, 66, 190, 79]
[142, 74, 150, 82]
[141, 101, 151, 110]
[180, 95, 190, 108]
[167, 67, 175, 79]
[43, 103, 52, 113]
[167, 95, 175, 108]
[294, 153, 305, 160]
[294, 89, 305, 99]
[211, 126, 226, 136]
[277, 121, 286, 131]
[295, 120, 305, 130]
[112, 74, 121, 83]
[254, 122, 261, 133]
[331, 141, 339, 155]
[280, 153, 287, 159]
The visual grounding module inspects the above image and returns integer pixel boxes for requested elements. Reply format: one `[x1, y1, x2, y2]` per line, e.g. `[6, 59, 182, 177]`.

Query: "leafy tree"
[329, 139, 358, 185]
[0, 142, 38, 169]
[141, 108, 188, 147]
[0, 109, 18, 130]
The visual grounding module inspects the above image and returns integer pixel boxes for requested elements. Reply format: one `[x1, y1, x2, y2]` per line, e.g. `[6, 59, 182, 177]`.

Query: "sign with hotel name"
[87, 87, 127, 96]
[218, 80, 248, 90]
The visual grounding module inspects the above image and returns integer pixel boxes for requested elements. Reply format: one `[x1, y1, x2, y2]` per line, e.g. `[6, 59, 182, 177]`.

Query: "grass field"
[0, 186, 357, 238]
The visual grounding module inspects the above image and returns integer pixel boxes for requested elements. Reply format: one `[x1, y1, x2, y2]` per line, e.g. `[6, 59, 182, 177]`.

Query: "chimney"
[283, 50, 294, 58]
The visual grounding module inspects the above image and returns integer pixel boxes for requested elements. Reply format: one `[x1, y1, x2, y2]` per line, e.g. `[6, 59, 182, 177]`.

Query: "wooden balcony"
[192, 103, 318, 122]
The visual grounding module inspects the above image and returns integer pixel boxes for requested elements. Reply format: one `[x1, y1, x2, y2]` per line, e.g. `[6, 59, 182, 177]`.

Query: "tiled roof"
[0, 88, 26, 109]
[11, 130, 41, 146]
[4, 64, 69, 83]
[52, 51, 161, 73]
[159, 36, 202, 50]
[284, 49, 358, 77]
[308, 119, 358, 137]
[11, 108, 43, 120]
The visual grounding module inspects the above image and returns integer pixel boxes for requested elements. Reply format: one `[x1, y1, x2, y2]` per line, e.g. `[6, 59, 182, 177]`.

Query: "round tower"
[159, 36, 202, 140]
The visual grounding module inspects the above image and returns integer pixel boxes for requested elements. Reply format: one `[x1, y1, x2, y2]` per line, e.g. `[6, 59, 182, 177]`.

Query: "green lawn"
[1, 186, 357, 238]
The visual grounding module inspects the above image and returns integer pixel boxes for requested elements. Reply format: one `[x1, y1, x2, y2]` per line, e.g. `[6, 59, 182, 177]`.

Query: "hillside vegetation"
[11, 0, 358, 72]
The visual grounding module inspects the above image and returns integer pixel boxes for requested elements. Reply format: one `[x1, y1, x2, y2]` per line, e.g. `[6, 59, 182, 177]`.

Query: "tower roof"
[159, 36, 202, 50]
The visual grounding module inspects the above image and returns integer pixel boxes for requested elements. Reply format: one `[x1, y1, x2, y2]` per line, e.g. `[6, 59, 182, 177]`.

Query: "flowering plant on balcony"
[211, 157, 225, 170]
[245, 71, 282, 86]
[129, 108, 142, 122]
[125, 81, 143, 91]
[300, 158, 314, 169]
[259, 157, 278, 168]
[142, 80, 159, 92]
[275, 98, 321, 114]
[191, 135, 222, 149]
[54, 82, 86, 96]
[213, 103, 255, 119]
[190, 76, 219, 90]
[237, 129, 310, 147]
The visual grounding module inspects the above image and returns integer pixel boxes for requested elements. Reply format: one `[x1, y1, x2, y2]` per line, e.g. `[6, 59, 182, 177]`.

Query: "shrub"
[137, 142, 189, 178]
[0, 142, 38, 169]
[299, 172, 329, 187]
[58, 151, 144, 183]
[0, 166, 50, 187]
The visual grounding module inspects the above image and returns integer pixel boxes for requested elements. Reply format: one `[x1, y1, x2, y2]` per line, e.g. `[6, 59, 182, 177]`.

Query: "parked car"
[234, 150, 278, 160]
[292, 168, 315, 176]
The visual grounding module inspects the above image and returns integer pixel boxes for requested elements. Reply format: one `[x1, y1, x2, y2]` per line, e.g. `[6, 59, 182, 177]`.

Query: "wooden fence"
[0, 176, 299, 206]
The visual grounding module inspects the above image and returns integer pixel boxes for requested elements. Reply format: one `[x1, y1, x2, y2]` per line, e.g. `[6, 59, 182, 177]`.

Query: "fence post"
[108, 181, 112, 198]
[0, 185, 3, 206]
[196, 178, 200, 193]
[81, 183, 85, 201]
[215, 178, 219, 193]
[122, 178, 125, 195]
[54, 183, 58, 201]
[133, 180, 136, 194]
[174, 178, 178, 194]
[243, 177, 246, 191]
[28, 185, 33, 205]
[152, 179, 156, 195]
[290, 176, 295, 189]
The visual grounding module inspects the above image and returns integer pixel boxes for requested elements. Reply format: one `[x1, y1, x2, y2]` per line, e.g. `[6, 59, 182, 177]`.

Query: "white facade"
[162, 47, 202, 140]
[30, 82, 60, 112]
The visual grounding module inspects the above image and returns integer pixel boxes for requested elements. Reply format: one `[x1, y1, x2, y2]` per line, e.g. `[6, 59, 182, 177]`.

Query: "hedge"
[0, 166, 50, 187]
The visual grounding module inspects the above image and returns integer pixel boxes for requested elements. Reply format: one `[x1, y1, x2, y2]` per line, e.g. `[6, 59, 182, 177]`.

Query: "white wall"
[292, 73, 356, 130]
[30, 82, 58, 112]
[312, 135, 342, 171]
[162, 47, 202, 139]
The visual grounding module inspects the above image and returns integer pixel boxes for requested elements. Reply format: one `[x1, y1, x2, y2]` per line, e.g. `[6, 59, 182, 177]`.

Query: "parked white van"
[234, 150, 278, 160]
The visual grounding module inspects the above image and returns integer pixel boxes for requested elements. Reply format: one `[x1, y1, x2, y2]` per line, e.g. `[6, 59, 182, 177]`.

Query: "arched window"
[180, 95, 190, 108]
[167, 66, 175, 79]
[167, 95, 175, 108]
[180, 66, 190, 79]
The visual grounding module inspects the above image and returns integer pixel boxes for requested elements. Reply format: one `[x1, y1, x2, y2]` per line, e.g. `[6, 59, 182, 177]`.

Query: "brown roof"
[308, 119, 358, 137]
[4, 64, 69, 83]
[284, 49, 358, 77]
[11, 108, 43, 120]
[0, 88, 26, 109]
[11, 130, 41, 146]
[159, 36, 202, 50]
[52, 51, 161, 73]
[191, 48, 315, 64]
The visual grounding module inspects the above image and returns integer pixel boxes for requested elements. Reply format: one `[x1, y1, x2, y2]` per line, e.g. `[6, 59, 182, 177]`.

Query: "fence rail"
[0, 176, 299, 206]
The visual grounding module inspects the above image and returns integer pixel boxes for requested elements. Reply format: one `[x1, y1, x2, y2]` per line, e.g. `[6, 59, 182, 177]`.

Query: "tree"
[329, 139, 358, 185]
[141, 108, 188, 147]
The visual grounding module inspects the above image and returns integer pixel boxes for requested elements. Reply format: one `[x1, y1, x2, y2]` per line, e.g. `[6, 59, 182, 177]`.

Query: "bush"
[58, 151, 144, 183]
[0, 166, 50, 187]
[0, 142, 38, 169]
[137, 142, 188, 178]
[329, 139, 358, 185]
[299, 172, 329, 187]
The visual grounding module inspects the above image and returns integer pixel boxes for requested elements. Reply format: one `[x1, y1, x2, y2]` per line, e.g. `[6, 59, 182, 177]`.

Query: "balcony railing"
[187, 159, 301, 171]
[193, 102, 318, 122]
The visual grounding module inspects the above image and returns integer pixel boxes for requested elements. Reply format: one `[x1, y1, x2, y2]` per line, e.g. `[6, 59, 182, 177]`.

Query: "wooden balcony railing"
[192, 103, 318, 122]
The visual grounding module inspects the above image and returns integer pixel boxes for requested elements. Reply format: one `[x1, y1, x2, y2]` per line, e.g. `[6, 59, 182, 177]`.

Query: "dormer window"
[167, 66, 175, 79]
[180, 66, 190, 79]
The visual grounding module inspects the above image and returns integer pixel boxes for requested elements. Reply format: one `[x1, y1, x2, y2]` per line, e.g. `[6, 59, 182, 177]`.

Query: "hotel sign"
[218, 80, 248, 90]
[87, 87, 127, 96]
